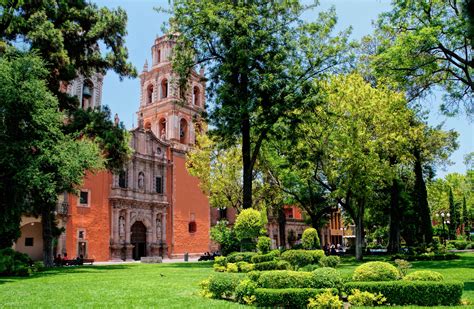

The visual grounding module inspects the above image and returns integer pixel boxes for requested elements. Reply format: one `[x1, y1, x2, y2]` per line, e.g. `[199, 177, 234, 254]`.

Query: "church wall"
[170, 152, 210, 257]
[66, 171, 111, 261]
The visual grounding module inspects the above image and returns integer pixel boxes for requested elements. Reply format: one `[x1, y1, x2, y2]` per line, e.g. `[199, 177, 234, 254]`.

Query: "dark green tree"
[170, 0, 350, 209]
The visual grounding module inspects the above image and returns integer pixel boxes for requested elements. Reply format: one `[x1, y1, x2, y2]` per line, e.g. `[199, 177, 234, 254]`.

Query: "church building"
[14, 34, 210, 261]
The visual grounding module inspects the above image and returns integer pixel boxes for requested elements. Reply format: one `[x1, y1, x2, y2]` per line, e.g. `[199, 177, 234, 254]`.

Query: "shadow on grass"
[158, 261, 214, 269]
[0, 264, 136, 284]
[464, 281, 474, 291]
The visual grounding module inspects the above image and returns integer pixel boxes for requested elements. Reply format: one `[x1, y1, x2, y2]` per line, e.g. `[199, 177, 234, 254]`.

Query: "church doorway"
[131, 221, 147, 260]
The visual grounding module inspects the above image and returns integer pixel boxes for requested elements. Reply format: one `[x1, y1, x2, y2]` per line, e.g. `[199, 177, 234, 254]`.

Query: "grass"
[0, 253, 472, 308]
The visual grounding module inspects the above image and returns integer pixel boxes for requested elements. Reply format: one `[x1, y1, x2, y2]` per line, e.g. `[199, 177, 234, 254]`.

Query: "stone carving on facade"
[156, 217, 162, 239]
[138, 172, 145, 189]
[119, 216, 125, 237]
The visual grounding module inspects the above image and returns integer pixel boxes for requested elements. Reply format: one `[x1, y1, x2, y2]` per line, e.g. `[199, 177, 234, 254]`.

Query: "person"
[330, 244, 336, 255]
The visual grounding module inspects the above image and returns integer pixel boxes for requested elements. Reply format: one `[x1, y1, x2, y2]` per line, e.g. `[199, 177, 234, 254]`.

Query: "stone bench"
[141, 256, 163, 263]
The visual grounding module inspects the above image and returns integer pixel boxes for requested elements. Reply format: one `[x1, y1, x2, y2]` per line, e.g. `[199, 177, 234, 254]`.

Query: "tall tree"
[170, 0, 350, 209]
[373, 0, 473, 116]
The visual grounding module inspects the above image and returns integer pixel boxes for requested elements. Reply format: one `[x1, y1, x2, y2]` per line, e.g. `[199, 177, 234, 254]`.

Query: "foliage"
[170, 0, 351, 209]
[281, 250, 325, 269]
[319, 256, 340, 268]
[299, 264, 320, 272]
[256, 236, 272, 254]
[233, 209, 266, 241]
[213, 256, 226, 267]
[206, 273, 241, 299]
[352, 262, 400, 281]
[253, 260, 291, 271]
[210, 221, 239, 255]
[256, 270, 314, 289]
[0, 248, 33, 277]
[308, 289, 343, 309]
[312, 267, 344, 290]
[226, 263, 238, 273]
[251, 250, 279, 264]
[372, 0, 473, 115]
[302, 228, 321, 250]
[226, 252, 256, 263]
[394, 259, 412, 277]
[348, 289, 386, 306]
[236, 262, 254, 273]
[235, 278, 257, 304]
[345, 280, 464, 306]
[254, 288, 330, 308]
[404, 270, 444, 282]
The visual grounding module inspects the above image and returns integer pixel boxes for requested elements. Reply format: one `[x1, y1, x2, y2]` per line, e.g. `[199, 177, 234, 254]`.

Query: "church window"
[119, 170, 127, 188]
[157, 49, 161, 63]
[193, 86, 200, 106]
[161, 79, 168, 98]
[144, 122, 152, 130]
[155, 177, 163, 194]
[79, 190, 89, 207]
[188, 221, 197, 233]
[179, 118, 188, 144]
[25, 237, 33, 247]
[146, 84, 154, 104]
[218, 208, 227, 220]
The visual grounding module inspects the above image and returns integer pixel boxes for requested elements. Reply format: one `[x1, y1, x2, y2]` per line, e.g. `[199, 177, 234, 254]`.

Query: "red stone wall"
[66, 171, 111, 261]
[169, 152, 210, 256]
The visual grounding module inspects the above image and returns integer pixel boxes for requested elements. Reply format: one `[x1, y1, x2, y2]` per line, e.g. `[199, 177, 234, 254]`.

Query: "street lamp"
[436, 212, 450, 244]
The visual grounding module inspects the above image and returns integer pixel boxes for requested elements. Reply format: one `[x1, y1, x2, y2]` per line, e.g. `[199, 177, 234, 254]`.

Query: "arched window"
[146, 84, 154, 104]
[188, 221, 197, 233]
[179, 118, 188, 144]
[159, 118, 166, 140]
[82, 80, 94, 109]
[193, 86, 200, 106]
[144, 122, 151, 131]
[118, 170, 127, 188]
[157, 49, 161, 63]
[161, 79, 168, 99]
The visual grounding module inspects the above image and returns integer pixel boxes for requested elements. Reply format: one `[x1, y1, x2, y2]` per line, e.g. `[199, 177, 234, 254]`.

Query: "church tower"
[138, 34, 205, 149]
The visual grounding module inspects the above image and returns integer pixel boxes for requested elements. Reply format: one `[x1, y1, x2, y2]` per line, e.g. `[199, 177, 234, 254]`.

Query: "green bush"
[226, 262, 239, 273]
[257, 270, 314, 289]
[256, 236, 272, 254]
[319, 255, 340, 268]
[345, 280, 463, 306]
[234, 208, 266, 241]
[226, 252, 256, 263]
[312, 267, 344, 290]
[281, 249, 325, 268]
[308, 289, 343, 309]
[207, 273, 241, 299]
[352, 261, 399, 281]
[348, 289, 386, 306]
[254, 260, 291, 271]
[236, 261, 254, 273]
[299, 264, 319, 272]
[214, 256, 226, 267]
[0, 248, 33, 277]
[235, 278, 258, 304]
[404, 270, 444, 281]
[247, 271, 262, 282]
[254, 288, 330, 308]
[453, 240, 468, 250]
[391, 253, 460, 261]
[251, 250, 279, 264]
[302, 228, 320, 250]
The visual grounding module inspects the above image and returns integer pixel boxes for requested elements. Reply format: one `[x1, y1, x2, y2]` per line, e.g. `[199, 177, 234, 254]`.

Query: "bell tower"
[137, 34, 205, 150]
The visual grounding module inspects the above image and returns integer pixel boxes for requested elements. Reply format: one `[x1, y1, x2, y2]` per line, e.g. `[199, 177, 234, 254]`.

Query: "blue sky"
[94, 0, 473, 178]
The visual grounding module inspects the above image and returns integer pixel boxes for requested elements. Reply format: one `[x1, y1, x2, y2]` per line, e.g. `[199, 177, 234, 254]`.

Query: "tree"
[301, 228, 320, 250]
[290, 73, 413, 260]
[233, 208, 266, 242]
[373, 0, 474, 116]
[170, 0, 350, 209]
[0, 50, 104, 266]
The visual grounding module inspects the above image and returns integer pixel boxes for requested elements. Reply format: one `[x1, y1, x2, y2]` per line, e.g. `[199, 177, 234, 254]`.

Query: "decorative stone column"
[124, 209, 134, 261]
[112, 207, 119, 243]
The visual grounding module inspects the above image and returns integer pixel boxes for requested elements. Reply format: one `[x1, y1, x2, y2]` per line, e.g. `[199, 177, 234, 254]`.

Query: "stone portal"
[131, 221, 147, 260]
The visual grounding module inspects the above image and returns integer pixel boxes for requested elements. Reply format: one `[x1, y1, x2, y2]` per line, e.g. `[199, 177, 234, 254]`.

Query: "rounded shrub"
[234, 208, 266, 241]
[312, 267, 344, 290]
[299, 264, 319, 272]
[404, 270, 444, 282]
[257, 236, 272, 254]
[307, 289, 342, 309]
[281, 249, 324, 268]
[352, 261, 400, 282]
[302, 228, 320, 250]
[207, 273, 241, 299]
[319, 255, 340, 268]
[236, 261, 255, 273]
[235, 278, 258, 304]
[226, 262, 239, 273]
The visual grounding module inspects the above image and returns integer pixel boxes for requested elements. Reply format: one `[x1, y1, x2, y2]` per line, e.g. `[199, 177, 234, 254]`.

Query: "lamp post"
[436, 212, 451, 245]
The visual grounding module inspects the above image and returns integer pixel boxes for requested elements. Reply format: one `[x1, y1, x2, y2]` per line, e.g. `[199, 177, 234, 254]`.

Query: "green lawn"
[0, 253, 472, 308]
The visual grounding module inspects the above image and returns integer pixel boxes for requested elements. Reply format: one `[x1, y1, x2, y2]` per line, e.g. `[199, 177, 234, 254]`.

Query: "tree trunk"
[388, 178, 401, 254]
[278, 207, 286, 249]
[41, 203, 54, 267]
[355, 200, 365, 261]
[242, 115, 252, 209]
[413, 147, 433, 244]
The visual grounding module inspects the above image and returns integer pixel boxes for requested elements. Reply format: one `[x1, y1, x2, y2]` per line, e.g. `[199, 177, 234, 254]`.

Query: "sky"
[94, 0, 473, 178]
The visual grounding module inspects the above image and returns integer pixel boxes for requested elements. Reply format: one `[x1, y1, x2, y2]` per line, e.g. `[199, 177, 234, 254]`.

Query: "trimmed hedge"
[344, 280, 463, 306]
[319, 255, 340, 268]
[352, 261, 399, 281]
[404, 270, 443, 282]
[236, 261, 254, 273]
[207, 273, 241, 299]
[254, 288, 332, 308]
[251, 250, 279, 264]
[390, 253, 460, 261]
[281, 250, 325, 268]
[312, 267, 344, 289]
[226, 252, 256, 263]
[257, 270, 314, 289]
[254, 260, 291, 271]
